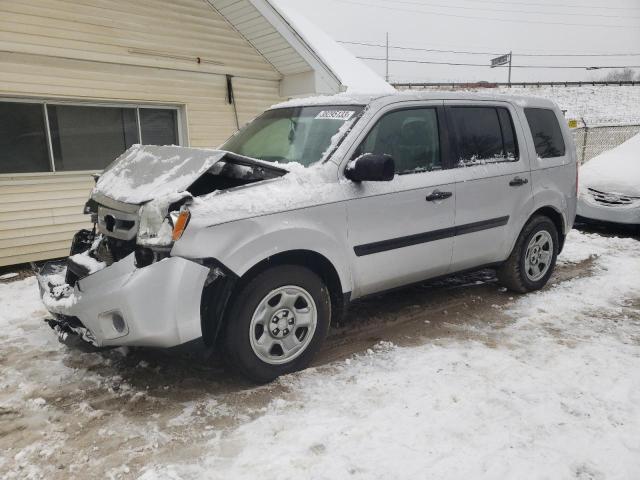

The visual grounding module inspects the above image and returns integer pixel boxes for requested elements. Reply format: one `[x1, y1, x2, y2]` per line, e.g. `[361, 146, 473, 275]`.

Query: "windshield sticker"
[315, 110, 355, 121]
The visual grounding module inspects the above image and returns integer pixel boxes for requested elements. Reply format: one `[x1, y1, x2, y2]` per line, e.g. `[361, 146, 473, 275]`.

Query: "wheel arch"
[530, 205, 567, 252]
[202, 249, 349, 346]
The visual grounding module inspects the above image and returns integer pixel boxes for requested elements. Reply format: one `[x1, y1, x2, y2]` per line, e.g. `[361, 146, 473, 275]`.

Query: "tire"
[223, 265, 331, 383]
[497, 215, 559, 293]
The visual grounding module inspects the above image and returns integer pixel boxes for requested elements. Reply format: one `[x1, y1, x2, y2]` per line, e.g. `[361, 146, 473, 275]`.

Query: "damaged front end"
[37, 145, 285, 348]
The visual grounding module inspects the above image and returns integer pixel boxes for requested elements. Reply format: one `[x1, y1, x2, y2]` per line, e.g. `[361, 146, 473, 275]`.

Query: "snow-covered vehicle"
[37, 92, 577, 382]
[577, 133, 640, 226]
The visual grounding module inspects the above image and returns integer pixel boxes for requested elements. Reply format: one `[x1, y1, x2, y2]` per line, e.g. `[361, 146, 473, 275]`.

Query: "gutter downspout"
[226, 75, 240, 131]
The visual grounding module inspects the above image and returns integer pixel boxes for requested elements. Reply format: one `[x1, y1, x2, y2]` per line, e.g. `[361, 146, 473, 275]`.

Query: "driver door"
[344, 103, 456, 297]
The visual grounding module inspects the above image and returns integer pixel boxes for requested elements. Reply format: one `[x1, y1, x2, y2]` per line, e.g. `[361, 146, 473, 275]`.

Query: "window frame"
[523, 107, 566, 159]
[349, 104, 452, 176]
[445, 104, 521, 168]
[0, 97, 185, 176]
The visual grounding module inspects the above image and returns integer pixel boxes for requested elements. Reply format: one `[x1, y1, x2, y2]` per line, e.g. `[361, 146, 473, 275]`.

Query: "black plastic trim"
[199, 258, 240, 347]
[354, 216, 509, 257]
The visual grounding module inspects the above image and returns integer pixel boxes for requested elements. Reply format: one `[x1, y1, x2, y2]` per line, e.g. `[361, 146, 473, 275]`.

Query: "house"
[0, 0, 391, 267]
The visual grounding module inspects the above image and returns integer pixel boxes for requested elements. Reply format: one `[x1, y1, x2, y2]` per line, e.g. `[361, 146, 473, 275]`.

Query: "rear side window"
[524, 108, 566, 158]
[449, 106, 518, 166]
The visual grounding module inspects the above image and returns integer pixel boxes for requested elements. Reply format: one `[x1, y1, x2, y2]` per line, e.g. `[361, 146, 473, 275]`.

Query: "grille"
[97, 205, 139, 241]
[588, 188, 638, 207]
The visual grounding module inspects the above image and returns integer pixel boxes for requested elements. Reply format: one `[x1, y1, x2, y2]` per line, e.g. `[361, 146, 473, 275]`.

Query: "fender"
[172, 204, 353, 294]
[530, 170, 574, 234]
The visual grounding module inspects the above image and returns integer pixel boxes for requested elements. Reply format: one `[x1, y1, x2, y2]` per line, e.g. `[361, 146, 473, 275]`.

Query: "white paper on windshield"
[315, 110, 355, 121]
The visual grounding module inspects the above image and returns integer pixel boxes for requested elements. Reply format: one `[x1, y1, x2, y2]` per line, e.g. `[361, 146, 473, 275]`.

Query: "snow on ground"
[467, 85, 640, 125]
[1, 230, 639, 479]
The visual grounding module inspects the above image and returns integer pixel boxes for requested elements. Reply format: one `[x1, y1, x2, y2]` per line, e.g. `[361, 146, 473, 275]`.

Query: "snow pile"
[68, 250, 106, 276]
[138, 231, 640, 480]
[94, 145, 226, 204]
[272, 3, 394, 95]
[579, 133, 640, 196]
[36, 264, 77, 313]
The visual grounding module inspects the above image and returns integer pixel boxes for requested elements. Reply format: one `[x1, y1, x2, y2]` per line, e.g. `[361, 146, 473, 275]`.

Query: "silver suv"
[38, 92, 577, 382]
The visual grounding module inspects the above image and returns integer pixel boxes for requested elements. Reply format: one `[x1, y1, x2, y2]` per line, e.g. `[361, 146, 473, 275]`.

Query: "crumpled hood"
[93, 145, 228, 205]
[579, 133, 640, 197]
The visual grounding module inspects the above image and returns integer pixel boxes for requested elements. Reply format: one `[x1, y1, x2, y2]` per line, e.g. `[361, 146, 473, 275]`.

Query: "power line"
[339, 40, 640, 58]
[340, 40, 501, 55]
[358, 56, 640, 69]
[369, 0, 640, 19]
[329, 0, 640, 29]
[444, 0, 640, 11]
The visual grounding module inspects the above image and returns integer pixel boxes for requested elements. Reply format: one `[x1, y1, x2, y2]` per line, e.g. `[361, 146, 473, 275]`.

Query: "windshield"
[221, 106, 363, 167]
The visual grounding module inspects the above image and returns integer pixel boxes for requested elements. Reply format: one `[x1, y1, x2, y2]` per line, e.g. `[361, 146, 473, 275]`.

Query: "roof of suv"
[273, 90, 558, 111]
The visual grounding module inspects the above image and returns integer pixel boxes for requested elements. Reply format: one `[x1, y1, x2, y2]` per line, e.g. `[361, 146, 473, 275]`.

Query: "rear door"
[446, 102, 534, 271]
[343, 102, 456, 297]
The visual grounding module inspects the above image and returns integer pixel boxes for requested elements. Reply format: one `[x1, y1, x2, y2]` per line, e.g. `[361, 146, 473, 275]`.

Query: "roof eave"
[249, 0, 344, 95]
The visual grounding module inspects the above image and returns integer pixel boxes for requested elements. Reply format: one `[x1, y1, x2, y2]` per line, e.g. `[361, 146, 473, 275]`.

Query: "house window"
[0, 102, 50, 174]
[0, 100, 182, 174]
[140, 108, 178, 146]
[48, 105, 139, 171]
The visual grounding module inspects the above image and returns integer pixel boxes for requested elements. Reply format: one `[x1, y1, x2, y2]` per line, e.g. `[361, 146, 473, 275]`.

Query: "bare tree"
[602, 68, 637, 82]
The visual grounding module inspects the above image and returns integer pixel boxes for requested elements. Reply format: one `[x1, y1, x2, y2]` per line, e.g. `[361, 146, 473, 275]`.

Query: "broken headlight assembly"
[135, 196, 192, 267]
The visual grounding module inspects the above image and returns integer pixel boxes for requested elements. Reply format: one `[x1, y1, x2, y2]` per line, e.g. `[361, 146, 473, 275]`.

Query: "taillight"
[172, 209, 191, 241]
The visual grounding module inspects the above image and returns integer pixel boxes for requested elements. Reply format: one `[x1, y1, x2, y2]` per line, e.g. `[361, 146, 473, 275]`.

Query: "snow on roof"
[271, 2, 395, 95]
[273, 89, 558, 109]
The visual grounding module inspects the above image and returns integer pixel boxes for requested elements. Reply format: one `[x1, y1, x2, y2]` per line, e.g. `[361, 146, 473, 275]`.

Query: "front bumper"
[37, 254, 209, 348]
[577, 194, 640, 226]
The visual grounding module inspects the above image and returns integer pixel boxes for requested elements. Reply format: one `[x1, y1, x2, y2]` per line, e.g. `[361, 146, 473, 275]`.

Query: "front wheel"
[223, 265, 331, 383]
[497, 215, 559, 293]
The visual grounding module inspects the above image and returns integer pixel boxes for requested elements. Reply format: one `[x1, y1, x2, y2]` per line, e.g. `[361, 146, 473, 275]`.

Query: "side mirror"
[345, 154, 395, 182]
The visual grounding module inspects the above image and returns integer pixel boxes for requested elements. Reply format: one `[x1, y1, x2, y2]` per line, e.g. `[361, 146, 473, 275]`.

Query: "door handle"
[509, 177, 529, 187]
[425, 190, 453, 202]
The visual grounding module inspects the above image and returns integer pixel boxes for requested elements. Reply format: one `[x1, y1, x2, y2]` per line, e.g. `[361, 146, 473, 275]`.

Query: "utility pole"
[508, 51, 513, 86]
[385, 32, 390, 82]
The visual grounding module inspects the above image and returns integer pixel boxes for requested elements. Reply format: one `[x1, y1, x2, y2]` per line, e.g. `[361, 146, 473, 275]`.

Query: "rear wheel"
[223, 265, 331, 383]
[497, 215, 559, 293]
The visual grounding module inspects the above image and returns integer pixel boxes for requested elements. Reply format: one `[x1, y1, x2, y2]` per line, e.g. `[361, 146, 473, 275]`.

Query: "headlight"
[136, 194, 192, 248]
[137, 203, 174, 247]
[171, 208, 191, 242]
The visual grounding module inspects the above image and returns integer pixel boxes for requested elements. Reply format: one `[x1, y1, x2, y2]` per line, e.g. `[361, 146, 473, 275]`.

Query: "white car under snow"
[577, 133, 640, 226]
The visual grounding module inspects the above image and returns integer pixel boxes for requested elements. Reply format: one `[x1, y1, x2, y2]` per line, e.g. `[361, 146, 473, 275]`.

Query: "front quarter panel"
[171, 202, 353, 294]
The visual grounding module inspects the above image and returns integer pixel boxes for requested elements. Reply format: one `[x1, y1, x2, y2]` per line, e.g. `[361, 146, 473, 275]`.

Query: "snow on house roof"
[270, 4, 395, 95]
[207, 0, 393, 96]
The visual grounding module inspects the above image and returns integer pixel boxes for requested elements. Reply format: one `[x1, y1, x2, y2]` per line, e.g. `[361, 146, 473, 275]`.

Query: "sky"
[273, 0, 640, 84]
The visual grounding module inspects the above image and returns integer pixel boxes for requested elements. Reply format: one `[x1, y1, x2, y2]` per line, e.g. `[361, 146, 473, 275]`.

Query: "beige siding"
[0, 0, 285, 267]
[0, 173, 94, 266]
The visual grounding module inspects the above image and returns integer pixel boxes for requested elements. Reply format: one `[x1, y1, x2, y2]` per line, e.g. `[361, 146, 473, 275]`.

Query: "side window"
[524, 108, 566, 158]
[498, 108, 518, 159]
[449, 106, 519, 166]
[355, 108, 441, 175]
